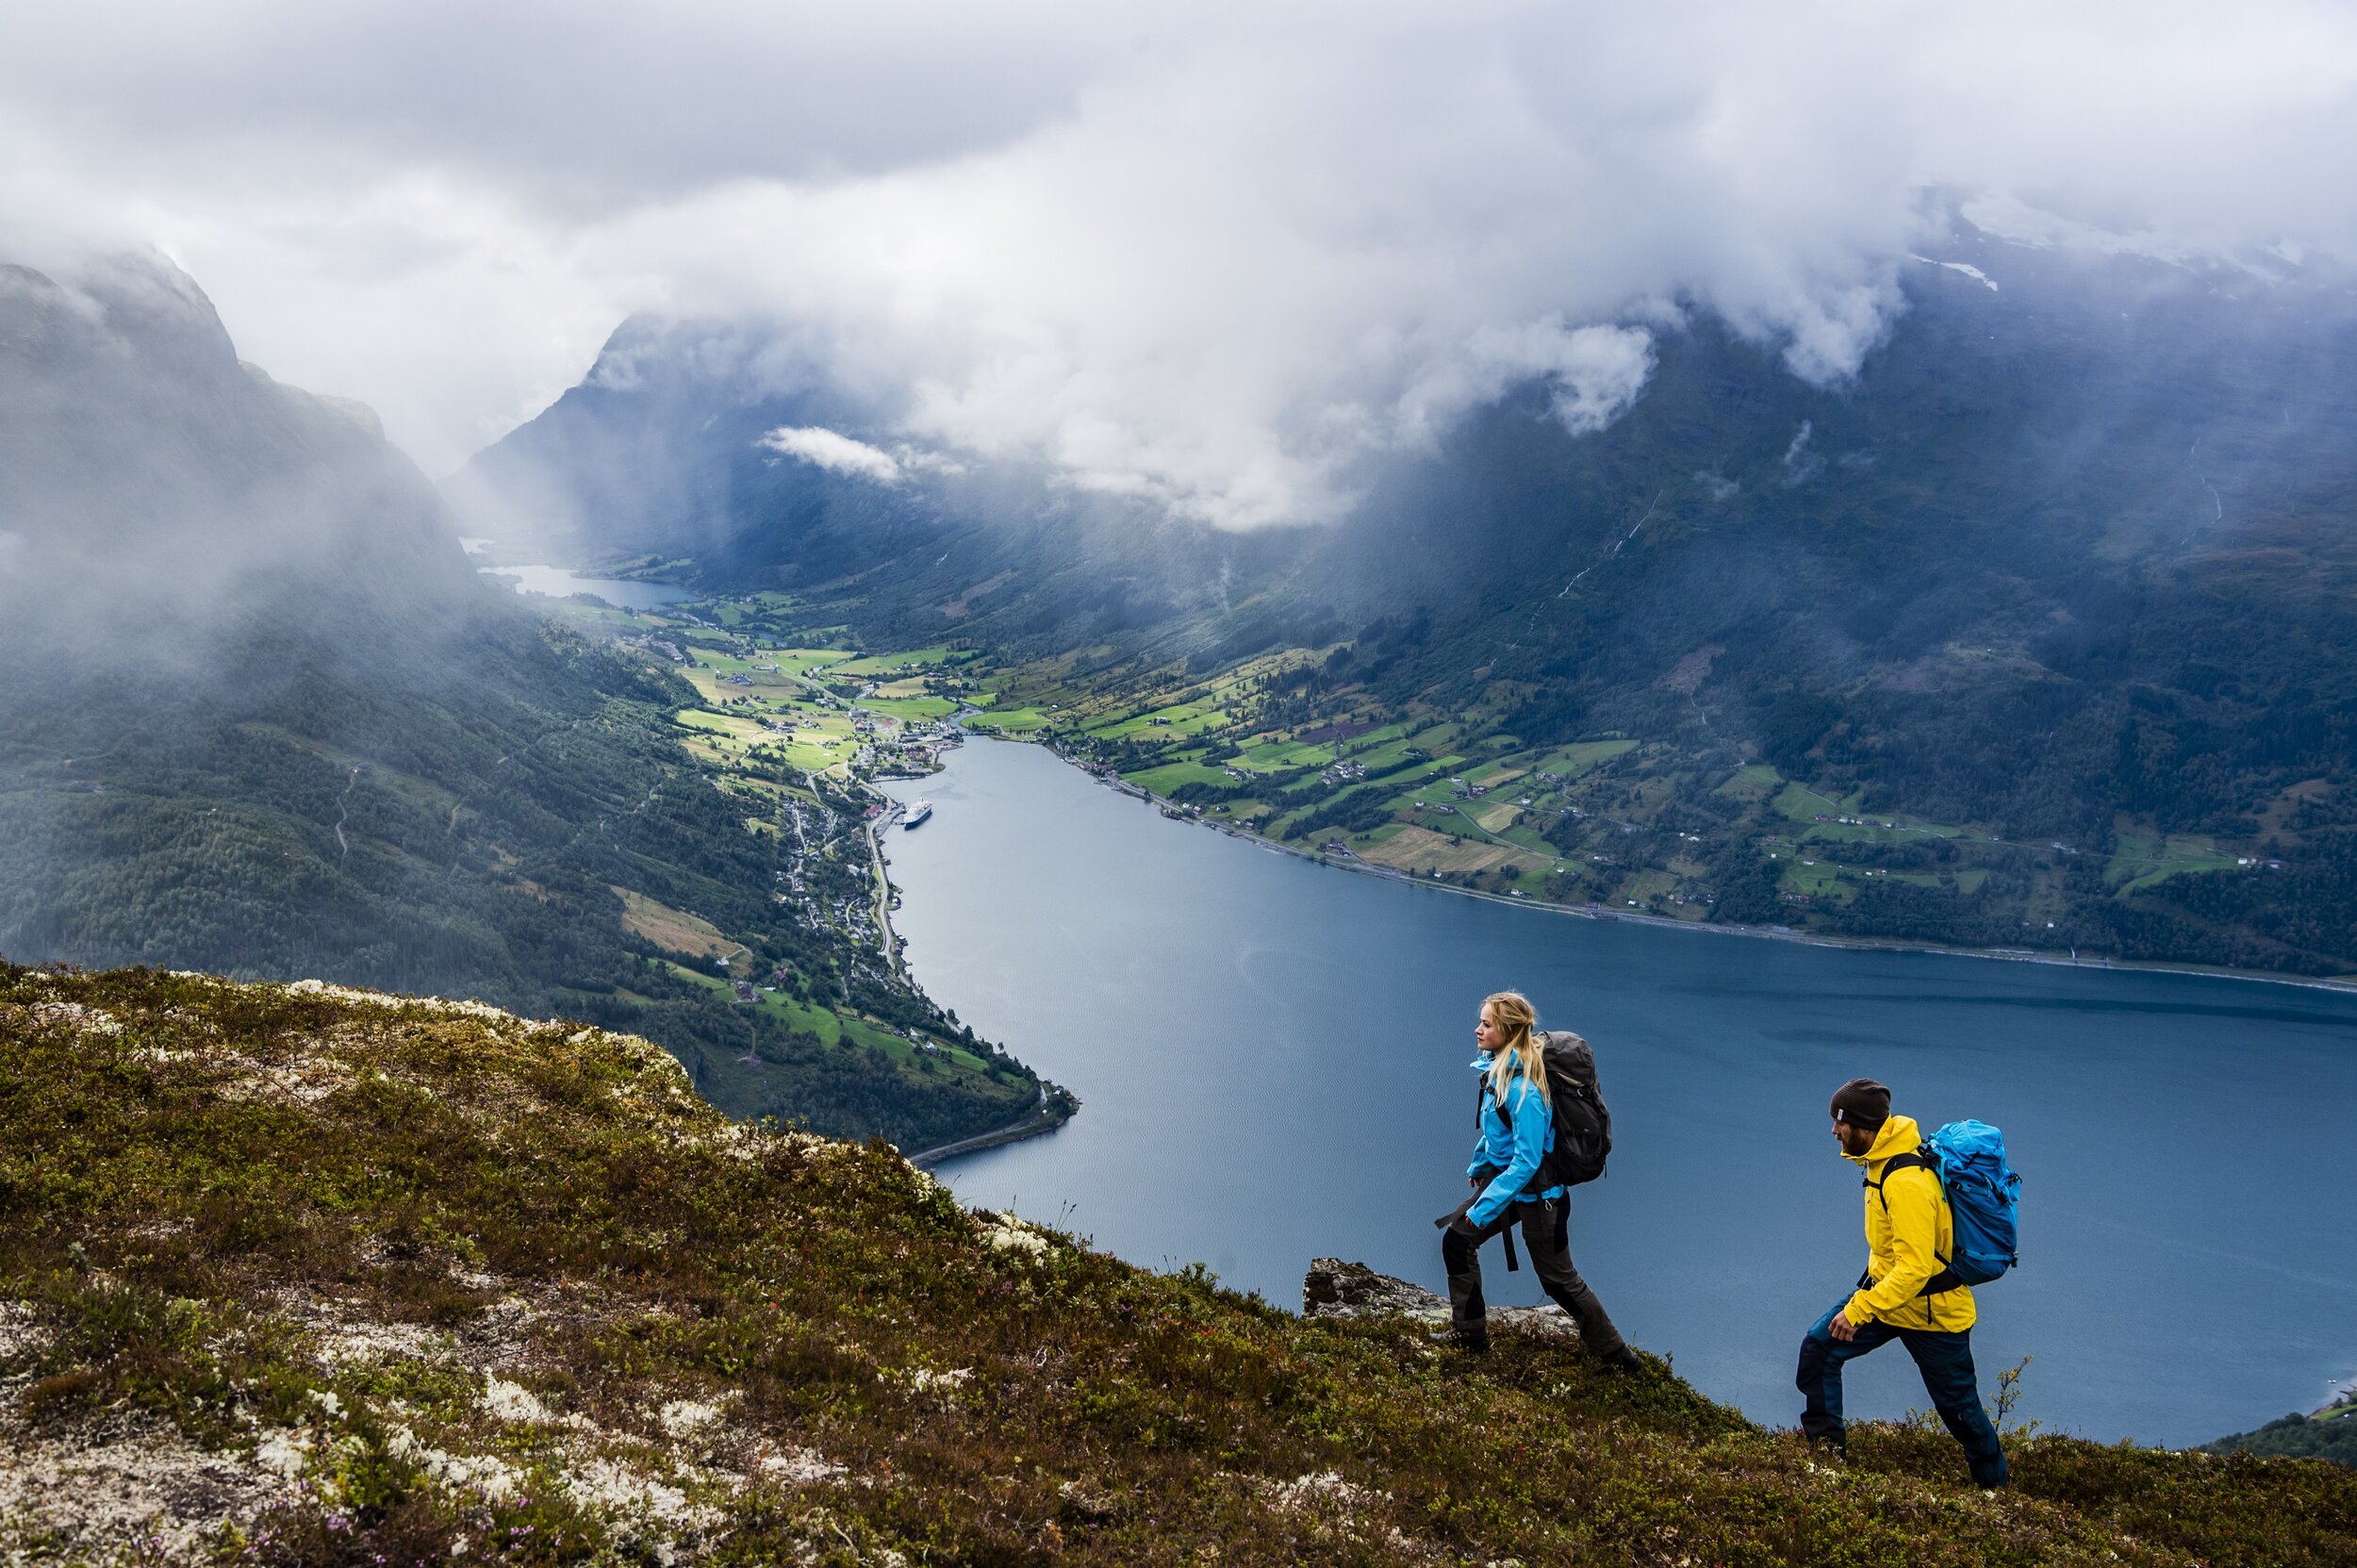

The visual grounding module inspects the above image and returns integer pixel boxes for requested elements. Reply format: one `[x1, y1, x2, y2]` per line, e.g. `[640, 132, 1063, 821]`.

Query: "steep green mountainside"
[0, 254, 1052, 1151]
[1252, 235, 2357, 972]
[2207, 1405, 2357, 1469]
[4, 966, 2350, 1565]
[463, 223, 2357, 976]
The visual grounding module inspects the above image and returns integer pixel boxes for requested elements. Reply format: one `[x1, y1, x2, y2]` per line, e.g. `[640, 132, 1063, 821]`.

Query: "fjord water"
[882, 739, 2357, 1446]
[477, 564, 693, 611]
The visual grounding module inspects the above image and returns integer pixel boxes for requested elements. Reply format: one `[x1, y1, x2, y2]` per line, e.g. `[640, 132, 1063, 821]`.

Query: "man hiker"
[1797, 1078, 2008, 1488]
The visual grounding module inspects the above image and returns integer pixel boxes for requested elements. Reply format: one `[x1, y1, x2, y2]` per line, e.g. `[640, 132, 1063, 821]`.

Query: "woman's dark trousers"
[1796, 1302, 2008, 1487]
[1441, 1194, 1627, 1357]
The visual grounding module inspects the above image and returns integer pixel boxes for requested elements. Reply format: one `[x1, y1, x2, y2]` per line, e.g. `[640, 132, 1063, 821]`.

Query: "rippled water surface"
[883, 737, 2357, 1444]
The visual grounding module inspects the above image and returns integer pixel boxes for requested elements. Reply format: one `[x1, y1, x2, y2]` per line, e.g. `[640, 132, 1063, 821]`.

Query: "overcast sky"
[7, 0, 2356, 521]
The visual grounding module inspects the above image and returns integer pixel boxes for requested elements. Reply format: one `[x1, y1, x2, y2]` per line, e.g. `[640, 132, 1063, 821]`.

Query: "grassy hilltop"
[3, 964, 2351, 1565]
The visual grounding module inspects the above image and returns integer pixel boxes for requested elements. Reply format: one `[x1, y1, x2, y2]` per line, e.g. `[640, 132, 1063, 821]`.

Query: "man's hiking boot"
[1428, 1326, 1490, 1354]
[1599, 1345, 1644, 1374]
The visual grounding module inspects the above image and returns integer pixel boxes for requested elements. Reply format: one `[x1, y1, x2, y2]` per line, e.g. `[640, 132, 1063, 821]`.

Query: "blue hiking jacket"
[1465, 1055, 1565, 1227]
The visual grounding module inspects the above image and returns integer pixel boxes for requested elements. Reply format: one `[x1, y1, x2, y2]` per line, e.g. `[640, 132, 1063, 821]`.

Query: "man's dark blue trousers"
[1796, 1301, 2008, 1488]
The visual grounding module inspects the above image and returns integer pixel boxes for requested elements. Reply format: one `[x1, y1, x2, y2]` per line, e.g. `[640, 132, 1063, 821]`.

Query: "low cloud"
[6, 1, 2356, 522]
[758, 426, 903, 485]
[1398, 322, 1659, 447]
[0, 249, 470, 674]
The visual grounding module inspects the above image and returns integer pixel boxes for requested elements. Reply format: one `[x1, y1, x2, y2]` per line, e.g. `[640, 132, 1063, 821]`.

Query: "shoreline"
[901, 1085, 1075, 1168]
[998, 733, 2357, 1001]
[869, 784, 1077, 1169]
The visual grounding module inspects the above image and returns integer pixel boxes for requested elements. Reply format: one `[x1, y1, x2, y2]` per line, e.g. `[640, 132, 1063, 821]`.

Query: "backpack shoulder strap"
[1478, 1069, 1516, 1128]
[1862, 1150, 1963, 1296]
[1488, 1065, 1534, 1126]
[1863, 1148, 1937, 1209]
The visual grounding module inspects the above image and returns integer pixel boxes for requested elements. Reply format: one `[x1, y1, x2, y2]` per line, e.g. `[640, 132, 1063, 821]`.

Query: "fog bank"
[8, 1, 2355, 521]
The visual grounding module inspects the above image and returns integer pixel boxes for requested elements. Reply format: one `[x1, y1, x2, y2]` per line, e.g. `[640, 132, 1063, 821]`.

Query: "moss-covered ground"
[3, 965, 2351, 1565]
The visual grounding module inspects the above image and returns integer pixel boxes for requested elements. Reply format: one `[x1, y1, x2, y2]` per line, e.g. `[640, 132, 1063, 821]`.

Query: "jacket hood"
[1846, 1114, 1921, 1168]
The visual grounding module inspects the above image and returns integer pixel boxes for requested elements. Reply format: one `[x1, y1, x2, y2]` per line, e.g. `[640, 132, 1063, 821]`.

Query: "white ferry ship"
[903, 800, 933, 828]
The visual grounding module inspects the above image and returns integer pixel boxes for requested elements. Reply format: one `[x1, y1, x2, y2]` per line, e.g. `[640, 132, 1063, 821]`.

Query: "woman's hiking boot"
[1600, 1345, 1644, 1374]
[1428, 1325, 1491, 1354]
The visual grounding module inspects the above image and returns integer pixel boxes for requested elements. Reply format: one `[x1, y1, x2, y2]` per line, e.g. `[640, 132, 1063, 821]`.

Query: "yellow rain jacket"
[1841, 1115, 1976, 1332]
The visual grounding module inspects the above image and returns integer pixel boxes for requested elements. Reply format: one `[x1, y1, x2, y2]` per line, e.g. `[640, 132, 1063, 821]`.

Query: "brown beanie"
[1830, 1078, 1891, 1131]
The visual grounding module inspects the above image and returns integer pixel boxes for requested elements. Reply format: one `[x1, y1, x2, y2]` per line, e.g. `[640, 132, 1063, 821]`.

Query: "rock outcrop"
[1302, 1257, 1582, 1340]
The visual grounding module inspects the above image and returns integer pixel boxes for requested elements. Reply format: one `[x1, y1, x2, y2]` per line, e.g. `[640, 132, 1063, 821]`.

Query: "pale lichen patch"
[1259, 1469, 1383, 1515]
[658, 1397, 729, 1439]
[211, 1051, 356, 1106]
[252, 1430, 313, 1480]
[755, 1444, 848, 1486]
[981, 1214, 1050, 1258]
[2, 999, 127, 1037]
[0, 1301, 49, 1364]
[564, 1455, 722, 1535]
[388, 1426, 523, 1504]
[483, 1374, 553, 1425]
[39, 1001, 124, 1035]
[283, 978, 509, 1022]
[0, 1422, 297, 1560]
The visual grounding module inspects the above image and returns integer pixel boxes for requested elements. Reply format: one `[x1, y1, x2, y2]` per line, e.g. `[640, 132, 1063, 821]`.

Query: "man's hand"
[1829, 1311, 1858, 1343]
[1448, 1211, 1482, 1238]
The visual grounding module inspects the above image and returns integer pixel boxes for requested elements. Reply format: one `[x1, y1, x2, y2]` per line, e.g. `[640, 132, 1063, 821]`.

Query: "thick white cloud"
[6, 0, 2356, 521]
[759, 426, 904, 485]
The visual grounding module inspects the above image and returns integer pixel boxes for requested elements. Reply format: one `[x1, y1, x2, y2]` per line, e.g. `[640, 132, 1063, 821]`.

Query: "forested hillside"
[0, 252, 1055, 1150]
[2208, 1403, 2357, 1469]
[462, 219, 2357, 976]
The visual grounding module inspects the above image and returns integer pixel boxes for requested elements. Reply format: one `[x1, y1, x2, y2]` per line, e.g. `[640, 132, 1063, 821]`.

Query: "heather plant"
[1, 963, 2350, 1565]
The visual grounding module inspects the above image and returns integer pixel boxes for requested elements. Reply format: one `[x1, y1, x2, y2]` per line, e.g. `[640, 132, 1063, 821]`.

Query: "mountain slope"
[464, 222, 2357, 973]
[4, 964, 2350, 1565]
[2207, 1406, 2357, 1469]
[0, 252, 1052, 1148]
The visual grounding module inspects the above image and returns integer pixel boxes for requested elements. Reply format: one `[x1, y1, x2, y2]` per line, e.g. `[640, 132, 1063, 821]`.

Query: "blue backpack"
[1873, 1120, 2021, 1292]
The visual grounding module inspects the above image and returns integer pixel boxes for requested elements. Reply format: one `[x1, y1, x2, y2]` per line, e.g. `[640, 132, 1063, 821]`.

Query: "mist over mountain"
[0, 249, 610, 973]
[452, 308, 1320, 646]
[0, 251, 1052, 1147]
[0, 249, 477, 656]
[461, 216, 2357, 971]
[0, 247, 529, 973]
[461, 212, 2357, 636]
[17, 1, 2357, 502]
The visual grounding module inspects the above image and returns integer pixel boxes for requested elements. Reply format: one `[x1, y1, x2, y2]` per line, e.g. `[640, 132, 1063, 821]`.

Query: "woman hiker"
[1434, 990, 1640, 1367]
